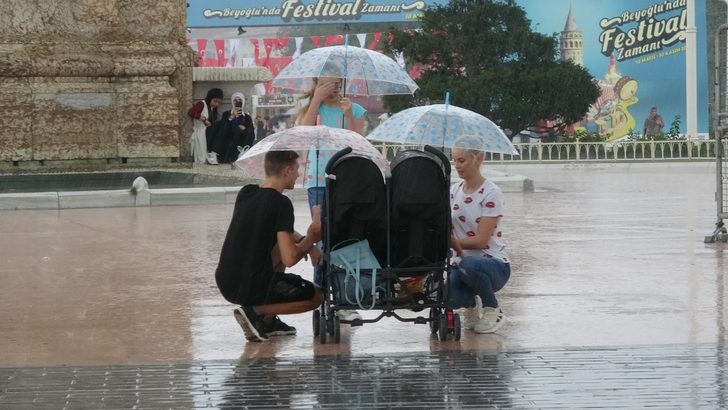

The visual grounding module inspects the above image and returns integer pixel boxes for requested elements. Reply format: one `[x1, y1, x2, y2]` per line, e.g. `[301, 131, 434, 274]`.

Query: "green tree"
[383, 0, 600, 138]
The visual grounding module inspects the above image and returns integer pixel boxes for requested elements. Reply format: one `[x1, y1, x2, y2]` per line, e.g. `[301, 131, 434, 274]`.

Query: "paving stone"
[2, 345, 728, 408]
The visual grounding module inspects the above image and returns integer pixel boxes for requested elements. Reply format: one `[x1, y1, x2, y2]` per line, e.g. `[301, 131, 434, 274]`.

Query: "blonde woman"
[296, 77, 367, 322]
[449, 142, 511, 333]
[297, 77, 367, 189]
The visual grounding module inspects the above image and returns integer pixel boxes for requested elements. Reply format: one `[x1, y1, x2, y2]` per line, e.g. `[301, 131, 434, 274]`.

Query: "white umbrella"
[271, 45, 418, 96]
[235, 125, 387, 182]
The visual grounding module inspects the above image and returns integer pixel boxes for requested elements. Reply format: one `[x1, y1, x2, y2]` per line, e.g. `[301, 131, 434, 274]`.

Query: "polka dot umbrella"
[366, 104, 519, 155]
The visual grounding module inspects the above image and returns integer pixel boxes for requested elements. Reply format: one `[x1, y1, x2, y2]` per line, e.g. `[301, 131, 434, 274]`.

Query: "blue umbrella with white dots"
[367, 101, 518, 155]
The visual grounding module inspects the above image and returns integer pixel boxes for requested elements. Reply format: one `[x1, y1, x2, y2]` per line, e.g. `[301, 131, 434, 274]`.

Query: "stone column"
[0, 0, 195, 170]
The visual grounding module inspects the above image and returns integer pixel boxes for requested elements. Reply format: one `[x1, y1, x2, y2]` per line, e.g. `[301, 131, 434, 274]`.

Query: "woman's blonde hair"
[296, 78, 319, 125]
[296, 77, 344, 125]
[452, 135, 486, 159]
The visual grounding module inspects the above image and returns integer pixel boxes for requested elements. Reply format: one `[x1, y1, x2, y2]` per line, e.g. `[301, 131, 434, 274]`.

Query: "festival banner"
[187, 0, 449, 27]
[518, 0, 708, 138]
[188, 0, 709, 137]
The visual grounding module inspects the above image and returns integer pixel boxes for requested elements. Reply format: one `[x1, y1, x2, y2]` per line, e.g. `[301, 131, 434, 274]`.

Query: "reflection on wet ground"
[2, 345, 727, 408]
[0, 162, 726, 406]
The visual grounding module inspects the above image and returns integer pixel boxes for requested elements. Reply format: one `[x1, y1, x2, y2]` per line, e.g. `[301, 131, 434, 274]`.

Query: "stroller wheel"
[438, 311, 449, 341]
[327, 315, 335, 335]
[452, 312, 461, 341]
[312, 310, 320, 337]
[429, 308, 440, 334]
[332, 315, 341, 343]
[319, 312, 328, 344]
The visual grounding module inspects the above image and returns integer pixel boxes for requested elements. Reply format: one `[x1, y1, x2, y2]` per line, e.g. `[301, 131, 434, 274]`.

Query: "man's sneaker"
[474, 306, 505, 334]
[462, 295, 483, 330]
[233, 306, 268, 342]
[207, 152, 219, 165]
[336, 309, 362, 321]
[263, 316, 297, 336]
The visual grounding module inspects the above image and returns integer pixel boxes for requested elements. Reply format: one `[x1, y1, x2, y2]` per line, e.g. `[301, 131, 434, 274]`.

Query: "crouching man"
[215, 150, 323, 342]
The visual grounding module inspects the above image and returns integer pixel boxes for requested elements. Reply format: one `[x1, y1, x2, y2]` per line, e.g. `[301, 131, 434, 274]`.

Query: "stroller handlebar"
[325, 146, 353, 174]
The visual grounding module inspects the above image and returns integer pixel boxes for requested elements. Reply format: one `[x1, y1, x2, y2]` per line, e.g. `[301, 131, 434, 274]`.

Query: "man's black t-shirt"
[215, 185, 294, 304]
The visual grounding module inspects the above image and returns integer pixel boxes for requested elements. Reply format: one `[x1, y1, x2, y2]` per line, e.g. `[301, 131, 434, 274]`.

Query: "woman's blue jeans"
[448, 256, 510, 309]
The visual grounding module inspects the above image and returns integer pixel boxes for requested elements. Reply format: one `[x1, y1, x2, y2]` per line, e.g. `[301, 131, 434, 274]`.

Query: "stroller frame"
[313, 146, 461, 343]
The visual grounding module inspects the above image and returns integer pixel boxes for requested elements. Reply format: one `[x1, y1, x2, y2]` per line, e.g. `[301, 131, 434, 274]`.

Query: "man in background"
[642, 106, 665, 137]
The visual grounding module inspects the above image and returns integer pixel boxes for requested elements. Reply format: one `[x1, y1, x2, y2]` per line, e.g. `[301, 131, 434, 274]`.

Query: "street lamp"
[686, 0, 698, 138]
[720, 0, 728, 114]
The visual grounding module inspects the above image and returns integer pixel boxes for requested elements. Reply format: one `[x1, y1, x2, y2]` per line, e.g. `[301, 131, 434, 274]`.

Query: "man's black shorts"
[242, 273, 316, 306]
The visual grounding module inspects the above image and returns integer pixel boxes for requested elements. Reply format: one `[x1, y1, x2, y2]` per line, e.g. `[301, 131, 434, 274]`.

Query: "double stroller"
[313, 145, 461, 343]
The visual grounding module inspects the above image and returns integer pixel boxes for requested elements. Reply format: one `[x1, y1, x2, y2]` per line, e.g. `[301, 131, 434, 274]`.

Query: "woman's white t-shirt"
[450, 179, 509, 263]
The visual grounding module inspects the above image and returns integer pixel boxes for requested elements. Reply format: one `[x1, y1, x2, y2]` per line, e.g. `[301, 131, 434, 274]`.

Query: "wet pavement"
[1, 161, 726, 407]
[3, 345, 727, 408]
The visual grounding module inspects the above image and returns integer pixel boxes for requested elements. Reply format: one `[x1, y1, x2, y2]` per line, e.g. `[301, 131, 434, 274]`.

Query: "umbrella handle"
[443, 91, 450, 149]
[343, 34, 349, 98]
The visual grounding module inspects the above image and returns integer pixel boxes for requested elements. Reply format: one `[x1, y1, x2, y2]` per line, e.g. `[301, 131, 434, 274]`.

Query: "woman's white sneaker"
[474, 306, 505, 334]
[462, 307, 479, 330]
[462, 295, 483, 330]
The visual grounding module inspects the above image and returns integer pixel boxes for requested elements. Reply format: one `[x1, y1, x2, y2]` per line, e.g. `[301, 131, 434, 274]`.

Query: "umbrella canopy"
[235, 125, 387, 181]
[271, 45, 418, 96]
[367, 104, 519, 155]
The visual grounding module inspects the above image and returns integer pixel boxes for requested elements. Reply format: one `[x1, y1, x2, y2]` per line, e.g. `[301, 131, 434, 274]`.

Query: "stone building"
[0, 0, 194, 171]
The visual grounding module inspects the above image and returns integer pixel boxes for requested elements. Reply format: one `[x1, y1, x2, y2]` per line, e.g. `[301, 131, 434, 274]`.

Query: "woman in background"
[188, 87, 223, 164]
[206, 92, 255, 164]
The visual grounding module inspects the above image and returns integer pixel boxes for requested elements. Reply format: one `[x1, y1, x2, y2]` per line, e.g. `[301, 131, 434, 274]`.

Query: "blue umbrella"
[367, 104, 519, 156]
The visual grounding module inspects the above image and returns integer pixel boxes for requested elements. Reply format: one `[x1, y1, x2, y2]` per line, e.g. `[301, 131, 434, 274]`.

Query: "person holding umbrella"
[272, 43, 418, 323]
[365, 96, 517, 333]
[296, 77, 367, 322]
[448, 137, 511, 334]
[295, 77, 367, 214]
[216, 150, 324, 342]
[297, 77, 366, 134]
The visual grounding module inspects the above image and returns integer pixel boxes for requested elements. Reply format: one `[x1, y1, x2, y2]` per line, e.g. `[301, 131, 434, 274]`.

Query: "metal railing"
[374, 139, 717, 162]
[705, 23, 728, 242]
